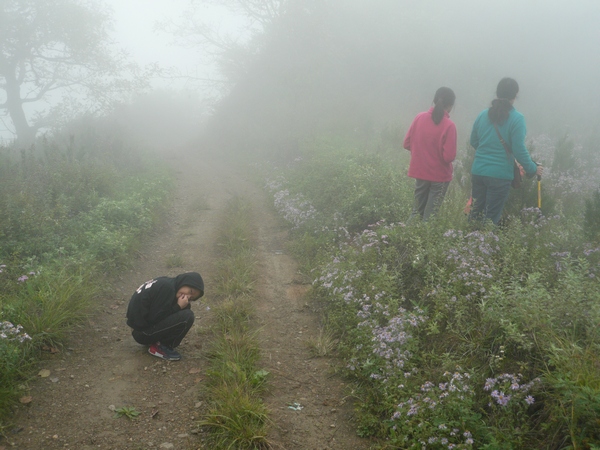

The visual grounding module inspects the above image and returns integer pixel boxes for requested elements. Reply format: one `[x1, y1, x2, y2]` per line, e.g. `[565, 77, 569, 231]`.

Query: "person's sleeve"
[171, 296, 183, 312]
[403, 118, 416, 151]
[470, 115, 480, 149]
[510, 116, 537, 175]
[442, 122, 457, 164]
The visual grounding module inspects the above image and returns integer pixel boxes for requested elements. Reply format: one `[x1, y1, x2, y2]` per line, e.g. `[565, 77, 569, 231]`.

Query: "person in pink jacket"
[403, 87, 457, 220]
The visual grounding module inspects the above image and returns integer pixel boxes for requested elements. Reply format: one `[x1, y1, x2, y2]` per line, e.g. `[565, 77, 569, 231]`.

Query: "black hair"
[431, 87, 456, 125]
[488, 77, 519, 124]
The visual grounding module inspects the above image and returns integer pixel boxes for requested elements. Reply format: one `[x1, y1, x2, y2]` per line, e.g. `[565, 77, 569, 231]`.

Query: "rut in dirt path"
[7, 149, 237, 450]
[236, 174, 372, 450]
[6, 149, 372, 450]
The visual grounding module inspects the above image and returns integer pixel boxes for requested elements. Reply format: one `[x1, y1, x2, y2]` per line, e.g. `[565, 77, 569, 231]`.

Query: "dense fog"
[1, 0, 600, 149]
[377, 0, 600, 135]
[189, 0, 600, 151]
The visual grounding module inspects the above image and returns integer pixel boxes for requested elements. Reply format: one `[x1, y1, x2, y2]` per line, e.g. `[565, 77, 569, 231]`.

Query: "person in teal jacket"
[469, 77, 543, 224]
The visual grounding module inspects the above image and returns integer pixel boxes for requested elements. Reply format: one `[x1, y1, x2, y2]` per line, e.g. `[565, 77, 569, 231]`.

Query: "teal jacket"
[470, 107, 537, 179]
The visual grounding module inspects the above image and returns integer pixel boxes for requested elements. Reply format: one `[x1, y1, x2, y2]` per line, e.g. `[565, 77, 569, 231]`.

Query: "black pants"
[131, 309, 194, 348]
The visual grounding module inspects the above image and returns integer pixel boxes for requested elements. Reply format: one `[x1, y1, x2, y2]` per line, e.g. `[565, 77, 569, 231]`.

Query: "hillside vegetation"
[265, 135, 600, 449]
[0, 121, 173, 426]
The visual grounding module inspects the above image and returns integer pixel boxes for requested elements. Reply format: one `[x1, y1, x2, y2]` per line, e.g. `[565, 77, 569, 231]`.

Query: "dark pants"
[131, 309, 194, 348]
[469, 174, 512, 225]
[411, 179, 450, 221]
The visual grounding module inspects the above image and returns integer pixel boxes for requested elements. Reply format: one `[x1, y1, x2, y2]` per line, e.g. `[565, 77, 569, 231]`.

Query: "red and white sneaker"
[148, 343, 181, 361]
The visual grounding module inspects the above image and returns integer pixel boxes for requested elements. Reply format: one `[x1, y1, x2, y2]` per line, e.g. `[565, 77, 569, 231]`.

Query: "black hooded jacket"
[126, 272, 204, 331]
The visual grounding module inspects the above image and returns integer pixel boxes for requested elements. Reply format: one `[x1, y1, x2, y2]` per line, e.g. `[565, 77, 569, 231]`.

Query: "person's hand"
[177, 292, 191, 309]
[536, 165, 544, 177]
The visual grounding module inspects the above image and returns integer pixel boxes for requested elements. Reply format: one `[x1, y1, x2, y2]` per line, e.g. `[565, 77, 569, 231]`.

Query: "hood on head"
[175, 272, 204, 298]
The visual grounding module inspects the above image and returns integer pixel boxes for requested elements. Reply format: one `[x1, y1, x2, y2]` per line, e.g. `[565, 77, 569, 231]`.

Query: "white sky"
[0, 0, 245, 142]
[105, 0, 244, 89]
[107, 0, 195, 85]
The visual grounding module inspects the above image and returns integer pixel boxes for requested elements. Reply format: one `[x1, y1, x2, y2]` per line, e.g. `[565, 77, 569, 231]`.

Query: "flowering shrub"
[272, 189, 317, 229]
[493, 133, 600, 220]
[268, 143, 412, 232]
[0, 321, 31, 343]
[266, 135, 600, 448]
[0, 320, 33, 416]
[347, 301, 427, 384]
[389, 371, 477, 449]
[443, 229, 499, 300]
[482, 374, 541, 446]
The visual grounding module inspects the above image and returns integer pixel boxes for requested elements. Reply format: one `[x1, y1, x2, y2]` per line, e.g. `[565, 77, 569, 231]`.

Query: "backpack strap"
[492, 123, 512, 158]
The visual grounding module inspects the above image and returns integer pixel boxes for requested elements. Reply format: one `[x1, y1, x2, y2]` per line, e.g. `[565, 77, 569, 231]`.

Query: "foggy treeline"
[2, 0, 599, 153]
[198, 0, 600, 154]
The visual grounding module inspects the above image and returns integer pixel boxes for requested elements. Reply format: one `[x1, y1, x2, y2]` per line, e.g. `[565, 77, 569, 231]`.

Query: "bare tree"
[161, 0, 292, 90]
[201, 0, 284, 26]
[0, 0, 148, 147]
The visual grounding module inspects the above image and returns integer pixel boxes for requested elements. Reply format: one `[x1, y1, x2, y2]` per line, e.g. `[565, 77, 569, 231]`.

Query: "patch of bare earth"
[5, 149, 372, 450]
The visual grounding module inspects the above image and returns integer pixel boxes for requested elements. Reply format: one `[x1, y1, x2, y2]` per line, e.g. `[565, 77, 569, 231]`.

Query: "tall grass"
[199, 197, 270, 449]
[265, 134, 600, 448]
[7, 266, 98, 347]
[0, 124, 173, 425]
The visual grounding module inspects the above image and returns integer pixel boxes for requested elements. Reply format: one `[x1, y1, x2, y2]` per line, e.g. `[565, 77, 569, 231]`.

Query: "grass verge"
[198, 197, 270, 449]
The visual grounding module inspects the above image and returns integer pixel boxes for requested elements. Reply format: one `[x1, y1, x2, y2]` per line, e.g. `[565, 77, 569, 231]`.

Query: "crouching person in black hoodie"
[126, 272, 204, 361]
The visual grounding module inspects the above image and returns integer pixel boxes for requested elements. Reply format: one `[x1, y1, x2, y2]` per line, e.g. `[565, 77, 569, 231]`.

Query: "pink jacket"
[403, 107, 457, 182]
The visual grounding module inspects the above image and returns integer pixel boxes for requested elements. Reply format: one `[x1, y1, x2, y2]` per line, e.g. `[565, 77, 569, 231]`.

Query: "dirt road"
[6, 148, 371, 450]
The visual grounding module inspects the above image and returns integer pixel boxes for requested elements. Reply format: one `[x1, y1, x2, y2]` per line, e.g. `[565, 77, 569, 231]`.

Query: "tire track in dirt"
[242, 175, 372, 450]
[7, 148, 236, 450]
[6, 148, 371, 450]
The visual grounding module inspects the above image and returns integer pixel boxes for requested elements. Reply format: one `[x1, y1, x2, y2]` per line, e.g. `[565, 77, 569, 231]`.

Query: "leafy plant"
[584, 189, 600, 242]
[552, 134, 577, 173]
[0, 321, 33, 417]
[114, 406, 141, 420]
[265, 134, 600, 448]
[251, 370, 270, 389]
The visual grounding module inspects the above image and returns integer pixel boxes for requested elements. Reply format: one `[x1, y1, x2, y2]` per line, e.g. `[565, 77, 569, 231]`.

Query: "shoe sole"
[148, 349, 181, 361]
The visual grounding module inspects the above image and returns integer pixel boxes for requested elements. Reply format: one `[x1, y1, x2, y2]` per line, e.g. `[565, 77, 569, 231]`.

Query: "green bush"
[266, 134, 600, 448]
[0, 124, 174, 425]
[0, 321, 34, 417]
[275, 137, 413, 232]
[584, 189, 600, 242]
